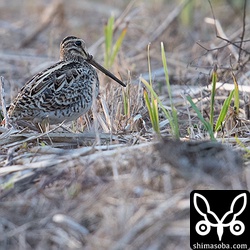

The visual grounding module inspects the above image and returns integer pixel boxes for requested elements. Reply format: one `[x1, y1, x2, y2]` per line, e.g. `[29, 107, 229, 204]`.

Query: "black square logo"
[190, 190, 250, 250]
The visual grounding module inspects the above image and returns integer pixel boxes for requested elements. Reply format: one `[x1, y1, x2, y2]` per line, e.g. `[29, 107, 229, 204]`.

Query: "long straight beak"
[87, 56, 126, 87]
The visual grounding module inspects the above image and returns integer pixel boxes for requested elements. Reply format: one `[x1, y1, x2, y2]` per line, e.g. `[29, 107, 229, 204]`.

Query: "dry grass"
[0, 0, 250, 249]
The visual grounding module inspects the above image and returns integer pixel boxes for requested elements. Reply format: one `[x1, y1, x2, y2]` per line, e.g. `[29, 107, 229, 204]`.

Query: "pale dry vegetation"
[0, 0, 250, 249]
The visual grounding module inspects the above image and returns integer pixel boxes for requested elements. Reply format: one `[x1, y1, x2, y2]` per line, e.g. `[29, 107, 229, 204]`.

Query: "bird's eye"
[75, 40, 82, 46]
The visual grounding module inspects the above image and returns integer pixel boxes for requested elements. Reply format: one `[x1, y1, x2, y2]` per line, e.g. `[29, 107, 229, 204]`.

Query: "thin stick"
[207, 0, 250, 60]
[0, 76, 9, 128]
[130, 0, 191, 56]
[205, 17, 238, 61]
[238, 0, 247, 63]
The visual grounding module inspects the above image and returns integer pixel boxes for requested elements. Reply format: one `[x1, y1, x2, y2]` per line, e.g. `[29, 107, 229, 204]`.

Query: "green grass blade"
[160, 42, 179, 139]
[141, 77, 174, 134]
[141, 78, 170, 117]
[143, 89, 152, 118]
[235, 136, 250, 159]
[143, 89, 160, 134]
[215, 90, 235, 132]
[180, 0, 194, 26]
[152, 98, 159, 133]
[104, 15, 114, 68]
[104, 15, 126, 69]
[122, 86, 130, 117]
[210, 70, 217, 128]
[161, 42, 171, 103]
[147, 43, 152, 86]
[110, 27, 127, 67]
[187, 96, 216, 141]
[171, 106, 179, 139]
[232, 72, 239, 115]
[141, 43, 179, 138]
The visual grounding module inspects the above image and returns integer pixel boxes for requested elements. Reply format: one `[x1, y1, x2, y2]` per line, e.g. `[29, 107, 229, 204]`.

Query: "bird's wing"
[8, 61, 98, 115]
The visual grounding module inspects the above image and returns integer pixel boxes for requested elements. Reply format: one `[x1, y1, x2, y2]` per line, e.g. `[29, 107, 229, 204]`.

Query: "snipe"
[7, 36, 125, 129]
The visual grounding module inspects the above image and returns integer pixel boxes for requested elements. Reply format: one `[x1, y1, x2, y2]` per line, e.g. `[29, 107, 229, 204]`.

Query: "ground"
[0, 0, 250, 249]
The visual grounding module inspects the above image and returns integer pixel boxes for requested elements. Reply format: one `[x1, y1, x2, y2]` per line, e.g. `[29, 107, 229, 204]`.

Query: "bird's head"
[60, 36, 126, 87]
[60, 36, 91, 62]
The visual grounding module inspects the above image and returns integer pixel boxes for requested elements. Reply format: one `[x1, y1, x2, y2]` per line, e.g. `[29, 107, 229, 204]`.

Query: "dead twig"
[238, 0, 247, 63]
[0, 76, 9, 128]
[205, 17, 239, 61]
[130, 0, 191, 56]
[207, 0, 250, 62]
[111, 191, 185, 250]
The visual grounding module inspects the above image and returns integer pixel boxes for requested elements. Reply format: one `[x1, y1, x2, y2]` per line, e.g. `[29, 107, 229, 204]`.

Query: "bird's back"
[8, 60, 99, 125]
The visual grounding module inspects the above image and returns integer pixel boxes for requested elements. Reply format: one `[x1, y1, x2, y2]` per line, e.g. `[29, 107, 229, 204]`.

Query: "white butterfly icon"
[193, 193, 247, 241]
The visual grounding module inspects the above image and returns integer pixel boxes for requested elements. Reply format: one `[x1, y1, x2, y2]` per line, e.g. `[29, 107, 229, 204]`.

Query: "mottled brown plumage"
[8, 36, 125, 127]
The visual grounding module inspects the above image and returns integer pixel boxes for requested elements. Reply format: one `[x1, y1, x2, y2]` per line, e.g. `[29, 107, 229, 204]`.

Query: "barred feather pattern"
[8, 37, 99, 126]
